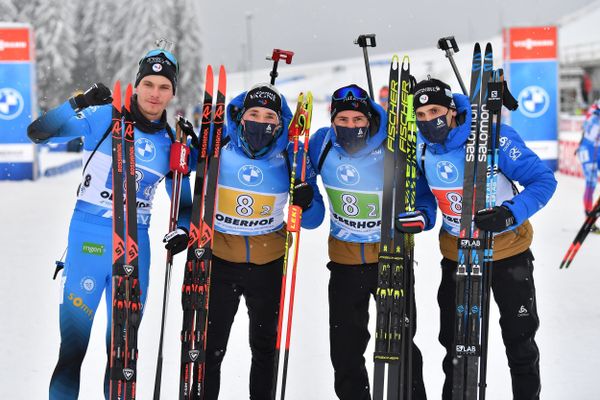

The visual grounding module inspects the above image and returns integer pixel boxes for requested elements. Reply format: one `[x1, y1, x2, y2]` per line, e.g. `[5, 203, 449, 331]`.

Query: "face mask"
[334, 125, 369, 155]
[240, 120, 280, 157]
[416, 116, 450, 144]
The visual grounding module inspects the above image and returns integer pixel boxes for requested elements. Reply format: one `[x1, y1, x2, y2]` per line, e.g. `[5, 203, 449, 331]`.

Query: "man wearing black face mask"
[395, 77, 557, 400]
[202, 83, 325, 400]
[308, 84, 427, 400]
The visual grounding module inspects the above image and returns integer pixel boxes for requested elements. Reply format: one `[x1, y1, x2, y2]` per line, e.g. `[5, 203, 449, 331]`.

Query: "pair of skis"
[560, 195, 600, 268]
[452, 42, 506, 400]
[373, 54, 417, 400]
[108, 81, 142, 400]
[272, 92, 313, 400]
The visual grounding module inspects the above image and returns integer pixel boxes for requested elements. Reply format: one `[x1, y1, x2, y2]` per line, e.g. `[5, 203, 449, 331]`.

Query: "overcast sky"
[199, 0, 591, 72]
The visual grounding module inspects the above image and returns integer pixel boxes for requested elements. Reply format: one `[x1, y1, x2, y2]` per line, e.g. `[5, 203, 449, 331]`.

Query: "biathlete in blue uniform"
[309, 84, 427, 400]
[28, 49, 193, 400]
[395, 78, 557, 400]
[202, 83, 325, 400]
[576, 101, 600, 230]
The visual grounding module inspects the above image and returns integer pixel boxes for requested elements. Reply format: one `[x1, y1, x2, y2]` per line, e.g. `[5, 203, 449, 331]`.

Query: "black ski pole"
[354, 34, 376, 98]
[437, 36, 468, 95]
[267, 49, 294, 85]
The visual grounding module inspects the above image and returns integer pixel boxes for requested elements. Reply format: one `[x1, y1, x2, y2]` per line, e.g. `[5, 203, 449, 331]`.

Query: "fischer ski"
[273, 92, 313, 400]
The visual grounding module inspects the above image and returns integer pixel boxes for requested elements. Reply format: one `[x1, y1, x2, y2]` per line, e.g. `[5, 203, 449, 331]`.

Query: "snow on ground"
[1, 154, 599, 399]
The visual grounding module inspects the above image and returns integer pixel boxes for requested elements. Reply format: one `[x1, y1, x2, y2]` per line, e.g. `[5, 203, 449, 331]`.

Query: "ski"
[179, 65, 213, 400]
[373, 54, 417, 400]
[153, 117, 191, 399]
[452, 42, 493, 400]
[179, 65, 226, 400]
[273, 91, 313, 400]
[109, 82, 140, 400]
[560, 195, 600, 268]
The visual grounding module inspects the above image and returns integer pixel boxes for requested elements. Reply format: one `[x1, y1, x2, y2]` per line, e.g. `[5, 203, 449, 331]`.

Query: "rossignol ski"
[373, 54, 417, 400]
[179, 65, 226, 400]
[109, 82, 142, 400]
[273, 92, 313, 400]
[153, 118, 191, 399]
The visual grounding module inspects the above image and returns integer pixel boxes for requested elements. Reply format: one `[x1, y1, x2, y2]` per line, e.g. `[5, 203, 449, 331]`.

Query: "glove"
[474, 205, 515, 233]
[177, 116, 199, 148]
[163, 227, 189, 255]
[72, 83, 113, 110]
[292, 181, 314, 211]
[395, 211, 426, 234]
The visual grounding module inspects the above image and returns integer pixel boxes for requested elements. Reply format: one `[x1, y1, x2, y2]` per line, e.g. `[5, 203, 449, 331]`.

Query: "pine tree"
[0, 0, 18, 19]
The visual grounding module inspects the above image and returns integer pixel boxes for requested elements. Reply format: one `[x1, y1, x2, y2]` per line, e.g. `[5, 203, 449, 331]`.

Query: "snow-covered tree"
[171, 0, 203, 113]
[0, 0, 18, 20]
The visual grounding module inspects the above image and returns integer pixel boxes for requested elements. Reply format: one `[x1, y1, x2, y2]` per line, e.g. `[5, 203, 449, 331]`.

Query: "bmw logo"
[135, 137, 156, 162]
[517, 86, 550, 118]
[336, 164, 360, 186]
[238, 165, 263, 186]
[436, 160, 458, 183]
[0, 88, 24, 120]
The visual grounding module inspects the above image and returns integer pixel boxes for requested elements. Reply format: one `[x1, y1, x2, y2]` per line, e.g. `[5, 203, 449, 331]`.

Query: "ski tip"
[124, 83, 133, 112]
[401, 55, 410, 71]
[112, 81, 121, 110]
[473, 42, 481, 52]
[218, 65, 227, 91]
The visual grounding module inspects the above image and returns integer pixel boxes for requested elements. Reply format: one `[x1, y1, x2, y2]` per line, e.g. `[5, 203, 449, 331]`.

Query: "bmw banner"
[503, 26, 558, 170]
[0, 23, 37, 180]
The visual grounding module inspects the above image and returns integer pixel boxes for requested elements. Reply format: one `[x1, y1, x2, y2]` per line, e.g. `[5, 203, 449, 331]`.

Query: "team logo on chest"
[238, 164, 263, 186]
[135, 137, 156, 162]
[336, 164, 360, 186]
[436, 160, 458, 183]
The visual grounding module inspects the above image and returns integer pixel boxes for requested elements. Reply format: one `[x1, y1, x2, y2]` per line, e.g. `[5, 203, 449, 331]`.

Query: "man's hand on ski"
[292, 181, 314, 211]
[163, 227, 189, 255]
[474, 205, 515, 233]
[395, 211, 426, 234]
[72, 83, 113, 110]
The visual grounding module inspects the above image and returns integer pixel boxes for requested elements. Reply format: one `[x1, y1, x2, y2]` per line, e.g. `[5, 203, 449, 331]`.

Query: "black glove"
[177, 116, 198, 147]
[163, 226, 189, 255]
[72, 83, 113, 110]
[292, 181, 314, 211]
[395, 211, 426, 234]
[474, 205, 515, 233]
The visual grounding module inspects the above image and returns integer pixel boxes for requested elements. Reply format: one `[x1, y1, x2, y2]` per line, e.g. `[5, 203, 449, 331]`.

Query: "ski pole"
[267, 49, 294, 85]
[437, 36, 468, 95]
[354, 34, 376, 98]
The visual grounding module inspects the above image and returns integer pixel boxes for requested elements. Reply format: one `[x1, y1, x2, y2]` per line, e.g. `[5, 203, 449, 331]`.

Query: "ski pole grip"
[355, 34, 377, 48]
[169, 142, 190, 174]
[436, 36, 468, 95]
[270, 49, 294, 64]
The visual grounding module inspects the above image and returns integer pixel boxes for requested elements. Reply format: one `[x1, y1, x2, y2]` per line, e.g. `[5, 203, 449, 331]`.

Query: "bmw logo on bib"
[436, 160, 458, 184]
[135, 137, 156, 162]
[336, 164, 360, 186]
[0, 88, 24, 120]
[238, 165, 263, 186]
[517, 86, 550, 118]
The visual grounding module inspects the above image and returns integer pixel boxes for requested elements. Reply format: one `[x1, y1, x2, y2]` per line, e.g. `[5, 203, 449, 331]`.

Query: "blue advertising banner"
[0, 24, 37, 180]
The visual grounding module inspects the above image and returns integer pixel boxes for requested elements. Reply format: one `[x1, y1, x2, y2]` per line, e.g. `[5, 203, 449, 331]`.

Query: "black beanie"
[135, 51, 178, 94]
[412, 78, 454, 110]
[242, 83, 282, 117]
[330, 84, 372, 121]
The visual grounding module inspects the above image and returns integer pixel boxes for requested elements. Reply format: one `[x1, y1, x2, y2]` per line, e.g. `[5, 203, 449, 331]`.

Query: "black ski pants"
[438, 249, 540, 400]
[204, 256, 283, 400]
[328, 261, 427, 400]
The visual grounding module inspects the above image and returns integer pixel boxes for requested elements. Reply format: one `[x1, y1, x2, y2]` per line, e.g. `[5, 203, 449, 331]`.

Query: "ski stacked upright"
[373, 54, 417, 400]
[179, 65, 226, 400]
[109, 82, 142, 400]
[452, 42, 494, 400]
[273, 92, 313, 400]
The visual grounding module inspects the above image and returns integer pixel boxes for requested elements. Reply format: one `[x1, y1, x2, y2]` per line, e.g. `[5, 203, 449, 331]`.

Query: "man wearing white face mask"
[395, 77, 557, 400]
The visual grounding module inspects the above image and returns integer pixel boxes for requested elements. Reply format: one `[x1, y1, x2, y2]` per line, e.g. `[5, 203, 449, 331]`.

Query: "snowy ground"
[1, 149, 600, 399]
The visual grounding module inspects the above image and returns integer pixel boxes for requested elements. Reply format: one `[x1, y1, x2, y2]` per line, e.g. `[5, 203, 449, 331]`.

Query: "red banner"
[0, 26, 31, 62]
[504, 26, 557, 61]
